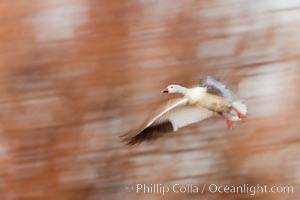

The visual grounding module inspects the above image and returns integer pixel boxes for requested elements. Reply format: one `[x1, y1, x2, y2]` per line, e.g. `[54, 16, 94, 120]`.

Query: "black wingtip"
[120, 132, 138, 146]
[122, 121, 174, 146]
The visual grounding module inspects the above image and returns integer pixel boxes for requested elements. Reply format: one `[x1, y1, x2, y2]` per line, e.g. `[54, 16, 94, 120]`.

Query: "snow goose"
[122, 77, 247, 145]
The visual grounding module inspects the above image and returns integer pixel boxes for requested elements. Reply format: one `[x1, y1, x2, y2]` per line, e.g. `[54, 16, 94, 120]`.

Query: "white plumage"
[122, 77, 247, 145]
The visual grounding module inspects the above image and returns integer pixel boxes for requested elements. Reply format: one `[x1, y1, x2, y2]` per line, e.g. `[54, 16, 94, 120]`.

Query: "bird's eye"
[171, 86, 173, 88]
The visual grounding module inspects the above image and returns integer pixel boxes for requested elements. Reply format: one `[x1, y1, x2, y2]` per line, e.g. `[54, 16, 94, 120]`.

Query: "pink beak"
[161, 88, 169, 93]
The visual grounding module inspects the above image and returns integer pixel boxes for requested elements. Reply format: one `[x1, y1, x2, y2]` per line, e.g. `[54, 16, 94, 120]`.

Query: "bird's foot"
[231, 107, 246, 120]
[226, 119, 234, 129]
[238, 113, 246, 119]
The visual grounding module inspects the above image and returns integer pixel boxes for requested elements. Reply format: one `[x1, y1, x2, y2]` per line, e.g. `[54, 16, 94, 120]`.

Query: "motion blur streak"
[0, 0, 299, 200]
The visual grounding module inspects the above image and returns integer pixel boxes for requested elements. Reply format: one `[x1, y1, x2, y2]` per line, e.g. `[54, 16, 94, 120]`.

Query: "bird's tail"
[232, 101, 247, 119]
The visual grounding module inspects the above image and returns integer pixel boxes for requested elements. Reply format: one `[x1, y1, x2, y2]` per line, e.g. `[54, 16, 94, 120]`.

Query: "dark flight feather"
[123, 120, 174, 145]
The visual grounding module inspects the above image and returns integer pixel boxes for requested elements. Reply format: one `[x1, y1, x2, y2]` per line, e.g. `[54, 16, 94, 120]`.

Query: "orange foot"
[238, 113, 246, 119]
[226, 119, 234, 129]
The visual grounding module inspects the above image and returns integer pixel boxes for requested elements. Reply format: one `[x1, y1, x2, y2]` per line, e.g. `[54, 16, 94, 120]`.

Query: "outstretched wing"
[201, 76, 237, 102]
[122, 98, 213, 145]
[202, 77, 247, 115]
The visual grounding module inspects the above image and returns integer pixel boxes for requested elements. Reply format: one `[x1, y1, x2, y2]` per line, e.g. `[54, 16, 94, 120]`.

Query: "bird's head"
[161, 84, 183, 94]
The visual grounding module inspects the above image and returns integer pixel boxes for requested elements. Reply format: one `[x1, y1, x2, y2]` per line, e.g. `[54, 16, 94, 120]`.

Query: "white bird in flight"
[122, 77, 247, 145]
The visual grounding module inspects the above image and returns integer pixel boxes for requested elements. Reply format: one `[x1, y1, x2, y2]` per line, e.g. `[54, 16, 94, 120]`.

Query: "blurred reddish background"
[0, 0, 299, 199]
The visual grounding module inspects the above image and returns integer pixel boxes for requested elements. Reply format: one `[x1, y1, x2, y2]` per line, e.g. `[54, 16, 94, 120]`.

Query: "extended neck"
[177, 86, 188, 95]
